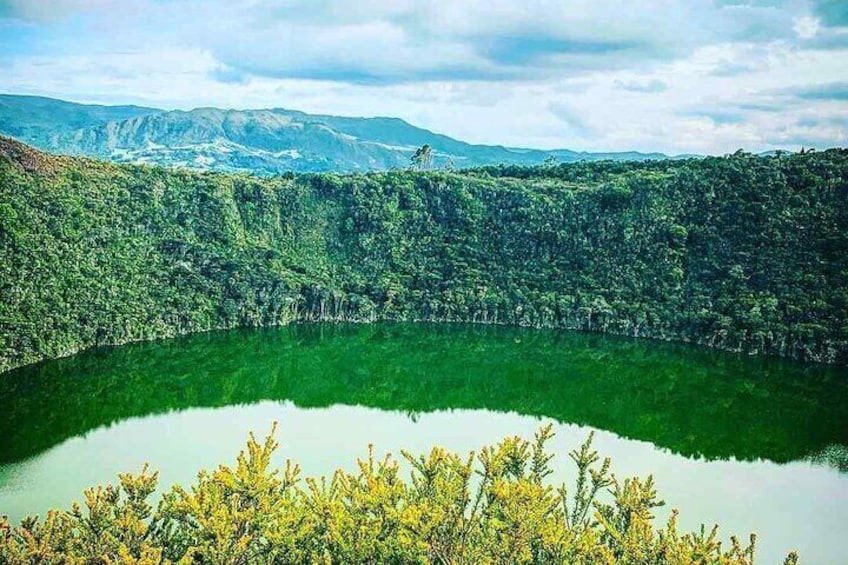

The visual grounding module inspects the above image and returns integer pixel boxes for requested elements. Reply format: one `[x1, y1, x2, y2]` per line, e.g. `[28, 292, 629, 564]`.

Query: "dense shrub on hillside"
[1, 137, 846, 370]
[0, 426, 798, 564]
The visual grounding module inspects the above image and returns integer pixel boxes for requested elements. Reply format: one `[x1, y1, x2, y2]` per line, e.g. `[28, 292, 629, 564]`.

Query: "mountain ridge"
[0, 93, 672, 173]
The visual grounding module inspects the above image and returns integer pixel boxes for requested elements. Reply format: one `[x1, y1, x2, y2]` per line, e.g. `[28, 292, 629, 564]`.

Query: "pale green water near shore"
[1, 324, 846, 563]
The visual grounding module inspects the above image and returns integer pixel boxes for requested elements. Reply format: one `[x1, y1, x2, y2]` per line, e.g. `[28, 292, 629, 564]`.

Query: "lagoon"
[1, 324, 846, 563]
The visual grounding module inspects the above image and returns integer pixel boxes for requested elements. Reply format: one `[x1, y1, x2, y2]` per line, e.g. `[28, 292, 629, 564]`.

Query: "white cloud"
[794, 15, 821, 39]
[0, 0, 846, 154]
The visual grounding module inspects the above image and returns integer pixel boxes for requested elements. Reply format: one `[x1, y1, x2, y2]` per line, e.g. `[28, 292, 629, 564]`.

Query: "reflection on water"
[1, 324, 847, 563]
[807, 444, 848, 473]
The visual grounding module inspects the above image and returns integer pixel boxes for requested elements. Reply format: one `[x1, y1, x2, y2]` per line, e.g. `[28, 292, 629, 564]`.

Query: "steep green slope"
[1, 137, 846, 371]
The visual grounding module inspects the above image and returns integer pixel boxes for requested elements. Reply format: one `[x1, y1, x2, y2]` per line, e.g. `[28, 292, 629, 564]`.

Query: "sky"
[0, 0, 846, 154]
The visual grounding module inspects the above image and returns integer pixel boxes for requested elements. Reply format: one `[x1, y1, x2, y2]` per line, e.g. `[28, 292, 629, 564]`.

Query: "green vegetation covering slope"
[1, 137, 846, 371]
[0, 426, 795, 564]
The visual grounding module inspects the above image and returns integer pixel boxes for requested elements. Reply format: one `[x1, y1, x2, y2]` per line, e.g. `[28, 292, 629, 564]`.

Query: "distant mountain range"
[0, 94, 674, 173]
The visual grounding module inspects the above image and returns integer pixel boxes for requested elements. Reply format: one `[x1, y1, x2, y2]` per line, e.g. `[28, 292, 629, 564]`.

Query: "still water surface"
[1, 324, 846, 563]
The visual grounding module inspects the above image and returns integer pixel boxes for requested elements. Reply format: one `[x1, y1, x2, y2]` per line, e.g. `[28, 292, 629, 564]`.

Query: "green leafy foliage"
[0, 426, 797, 564]
[1, 137, 846, 371]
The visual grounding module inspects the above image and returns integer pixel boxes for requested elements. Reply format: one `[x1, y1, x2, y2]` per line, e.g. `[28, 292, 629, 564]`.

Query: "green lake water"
[1, 324, 846, 563]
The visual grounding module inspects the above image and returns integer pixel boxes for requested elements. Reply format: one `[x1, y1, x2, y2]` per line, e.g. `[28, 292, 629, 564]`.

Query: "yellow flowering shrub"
[0, 424, 799, 564]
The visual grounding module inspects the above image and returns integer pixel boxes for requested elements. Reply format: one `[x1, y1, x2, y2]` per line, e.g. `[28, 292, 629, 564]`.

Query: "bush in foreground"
[0, 425, 798, 564]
